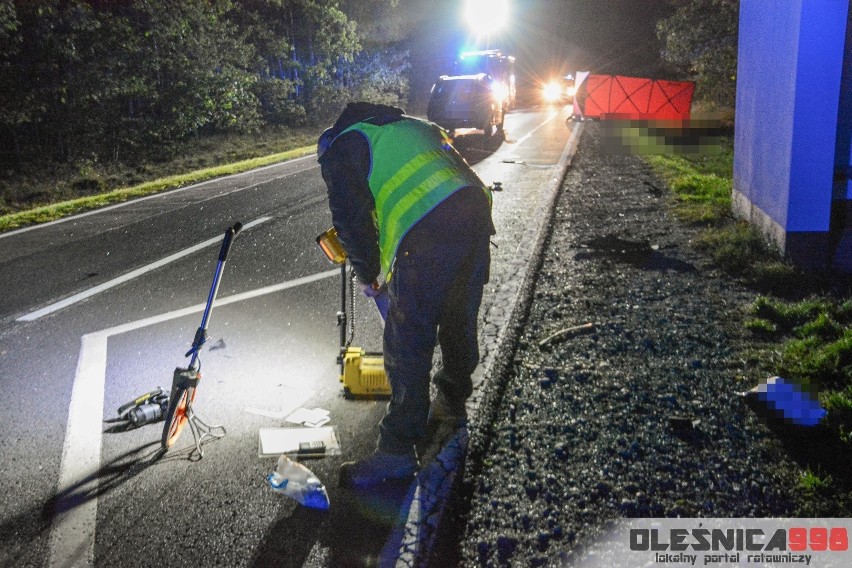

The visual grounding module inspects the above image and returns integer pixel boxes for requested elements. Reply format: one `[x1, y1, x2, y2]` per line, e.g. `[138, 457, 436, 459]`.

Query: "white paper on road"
[258, 426, 340, 457]
[286, 407, 330, 427]
[244, 387, 315, 419]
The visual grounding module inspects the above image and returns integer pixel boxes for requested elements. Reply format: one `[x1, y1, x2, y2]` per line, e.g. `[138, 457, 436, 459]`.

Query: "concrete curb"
[386, 121, 585, 567]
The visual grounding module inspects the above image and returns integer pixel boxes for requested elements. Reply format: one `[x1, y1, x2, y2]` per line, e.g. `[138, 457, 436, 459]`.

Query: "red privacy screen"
[575, 74, 695, 119]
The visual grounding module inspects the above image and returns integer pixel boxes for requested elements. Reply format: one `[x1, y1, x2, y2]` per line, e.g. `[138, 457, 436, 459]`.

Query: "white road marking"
[48, 333, 108, 568]
[17, 217, 272, 322]
[514, 110, 562, 146]
[48, 267, 339, 568]
[0, 155, 316, 240]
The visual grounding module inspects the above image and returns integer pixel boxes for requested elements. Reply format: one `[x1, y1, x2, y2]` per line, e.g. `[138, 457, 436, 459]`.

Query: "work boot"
[339, 450, 418, 488]
[417, 391, 468, 467]
[430, 389, 468, 427]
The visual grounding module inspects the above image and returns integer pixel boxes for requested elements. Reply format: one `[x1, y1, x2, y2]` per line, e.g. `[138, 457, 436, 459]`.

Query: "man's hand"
[358, 279, 385, 298]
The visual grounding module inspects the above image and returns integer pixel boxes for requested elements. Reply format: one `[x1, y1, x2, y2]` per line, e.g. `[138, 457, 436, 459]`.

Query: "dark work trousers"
[377, 188, 492, 455]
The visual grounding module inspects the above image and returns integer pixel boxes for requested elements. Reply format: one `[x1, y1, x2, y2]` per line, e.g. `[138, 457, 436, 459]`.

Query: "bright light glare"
[464, 0, 509, 33]
[492, 81, 509, 102]
[566, 85, 576, 97]
[543, 82, 561, 102]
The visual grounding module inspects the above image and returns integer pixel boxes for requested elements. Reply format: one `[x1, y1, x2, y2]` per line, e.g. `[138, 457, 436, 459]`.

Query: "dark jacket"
[318, 102, 493, 284]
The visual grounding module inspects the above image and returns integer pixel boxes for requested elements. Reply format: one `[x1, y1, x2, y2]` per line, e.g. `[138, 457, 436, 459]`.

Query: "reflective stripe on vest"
[340, 117, 488, 276]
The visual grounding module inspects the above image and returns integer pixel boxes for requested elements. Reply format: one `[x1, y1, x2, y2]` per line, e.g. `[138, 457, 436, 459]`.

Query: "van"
[426, 74, 504, 137]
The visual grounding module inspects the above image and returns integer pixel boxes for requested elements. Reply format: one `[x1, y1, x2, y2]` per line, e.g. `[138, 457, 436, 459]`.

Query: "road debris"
[740, 376, 827, 427]
[668, 416, 700, 431]
[268, 454, 330, 510]
[538, 322, 595, 349]
[287, 407, 331, 428]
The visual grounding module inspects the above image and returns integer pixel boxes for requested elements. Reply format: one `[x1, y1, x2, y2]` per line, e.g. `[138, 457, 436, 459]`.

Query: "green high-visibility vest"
[340, 117, 489, 276]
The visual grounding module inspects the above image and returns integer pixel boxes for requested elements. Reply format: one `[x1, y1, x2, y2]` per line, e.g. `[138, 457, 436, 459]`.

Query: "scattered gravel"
[447, 122, 801, 567]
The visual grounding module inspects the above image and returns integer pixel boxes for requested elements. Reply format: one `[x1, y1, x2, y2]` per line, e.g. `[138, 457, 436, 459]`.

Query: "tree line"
[0, 0, 737, 171]
[0, 0, 410, 166]
[656, 0, 738, 111]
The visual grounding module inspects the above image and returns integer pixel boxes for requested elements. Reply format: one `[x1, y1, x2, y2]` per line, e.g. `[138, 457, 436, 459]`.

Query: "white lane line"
[514, 110, 562, 146]
[48, 332, 108, 568]
[48, 267, 339, 568]
[97, 268, 340, 337]
[17, 217, 272, 322]
[0, 154, 317, 239]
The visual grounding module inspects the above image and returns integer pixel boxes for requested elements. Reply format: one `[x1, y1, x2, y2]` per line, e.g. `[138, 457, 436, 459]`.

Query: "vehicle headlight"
[543, 82, 561, 101]
[492, 82, 509, 102]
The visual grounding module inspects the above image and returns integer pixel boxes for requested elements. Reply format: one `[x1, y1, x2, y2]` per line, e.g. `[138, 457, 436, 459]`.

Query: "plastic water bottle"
[267, 454, 330, 510]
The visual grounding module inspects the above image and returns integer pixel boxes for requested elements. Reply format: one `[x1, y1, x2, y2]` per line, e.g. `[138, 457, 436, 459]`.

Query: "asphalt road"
[0, 103, 578, 568]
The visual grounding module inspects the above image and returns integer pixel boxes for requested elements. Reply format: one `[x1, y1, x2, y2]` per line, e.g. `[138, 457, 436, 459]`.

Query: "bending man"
[317, 102, 495, 487]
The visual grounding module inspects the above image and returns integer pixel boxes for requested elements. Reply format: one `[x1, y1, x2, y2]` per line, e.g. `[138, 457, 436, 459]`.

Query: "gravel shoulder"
[448, 122, 804, 567]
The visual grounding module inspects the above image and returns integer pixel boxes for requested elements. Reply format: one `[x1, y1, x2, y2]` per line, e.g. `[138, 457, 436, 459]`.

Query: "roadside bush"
[657, 0, 739, 110]
[349, 47, 411, 108]
[254, 77, 306, 126]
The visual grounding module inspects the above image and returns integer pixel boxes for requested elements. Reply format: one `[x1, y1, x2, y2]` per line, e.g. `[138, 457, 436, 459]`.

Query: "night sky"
[403, 0, 674, 107]
[503, 0, 674, 77]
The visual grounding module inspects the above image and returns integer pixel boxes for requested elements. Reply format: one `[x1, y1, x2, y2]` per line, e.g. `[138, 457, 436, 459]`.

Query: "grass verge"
[645, 137, 852, 517]
[0, 125, 320, 231]
[0, 146, 314, 232]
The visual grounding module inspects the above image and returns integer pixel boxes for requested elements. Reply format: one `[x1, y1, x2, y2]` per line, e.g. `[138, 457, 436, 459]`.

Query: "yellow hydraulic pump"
[316, 228, 391, 398]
